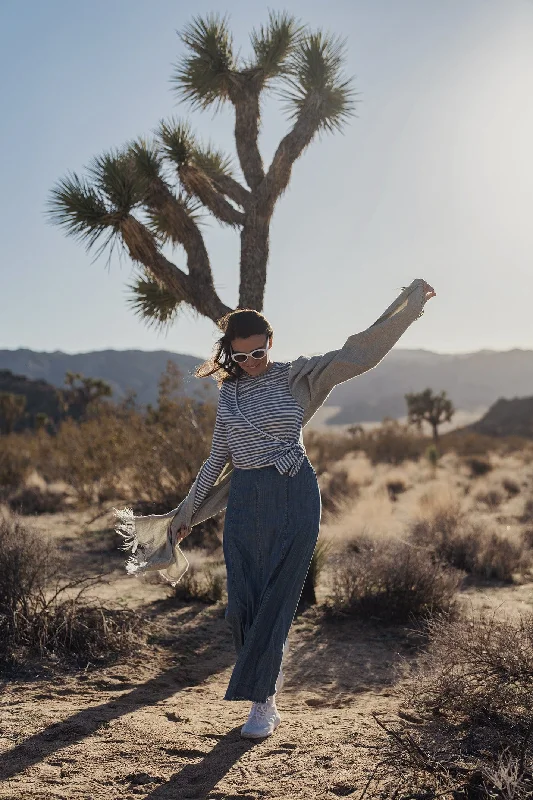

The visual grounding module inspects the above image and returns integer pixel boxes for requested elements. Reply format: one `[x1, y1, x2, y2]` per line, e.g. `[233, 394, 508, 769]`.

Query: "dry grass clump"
[318, 465, 360, 518]
[371, 610, 533, 798]
[474, 487, 504, 509]
[386, 478, 407, 501]
[0, 432, 34, 499]
[0, 515, 146, 672]
[349, 419, 427, 465]
[302, 429, 355, 475]
[307, 538, 333, 597]
[523, 530, 533, 551]
[326, 535, 461, 623]
[441, 430, 533, 458]
[304, 420, 427, 472]
[409, 499, 529, 582]
[467, 456, 493, 477]
[172, 549, 227, 604]
[502, 476, 521, 497]
[8, 485, 68, 515]
[406, 610, 533, 726]
[471, 525, 530, 580]
[521, 497, 533, 524]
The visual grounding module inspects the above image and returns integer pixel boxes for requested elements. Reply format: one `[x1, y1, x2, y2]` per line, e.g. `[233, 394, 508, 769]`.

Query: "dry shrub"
[410, 497, 528, 582]
[446, 524, 523, 582]
[373, 610, 533, 798]
[523, 528, 533, 550]
[521, 498, 533, 524]
[39, 410, 141, 505]
[442, 430, 530, 457]
[180, 517, 222, 553]
[172, 549, 226, 604]
[302, 429, 355, 475]
[307, 537, 333, 594]
[502, 477, 521, 497]
[475, 487, 504, 509]
[386, 478, 407, 501]
[26, 601, 144, 670]
[326, 535, 461, 623]
[8, 485, 67, 515]
[442, 430, 496, 455]
[0, 433, 34, 499]
[0, 515, 146, 671]
[468, 456, 493, 477]
[349, 419, 426, 465]
[407, 609, 533, 741]
[477, 528, 528, 581]
[0, 363, 220, 512]
[318, 467, 360, 517]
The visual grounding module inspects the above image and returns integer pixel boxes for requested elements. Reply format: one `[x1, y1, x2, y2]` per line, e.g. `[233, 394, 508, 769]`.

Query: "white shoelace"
[251, 698, 275, 719]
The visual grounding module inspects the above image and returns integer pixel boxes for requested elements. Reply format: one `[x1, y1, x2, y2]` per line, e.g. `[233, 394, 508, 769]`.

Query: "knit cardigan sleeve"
[288, 278, 428, 414]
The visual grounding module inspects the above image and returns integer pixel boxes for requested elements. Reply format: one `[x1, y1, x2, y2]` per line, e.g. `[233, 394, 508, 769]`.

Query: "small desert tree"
[405, 388, 455, 445]
[48, 11, 357, 605]
[56, 371, 113, 422]
[0, 392, 27, 435]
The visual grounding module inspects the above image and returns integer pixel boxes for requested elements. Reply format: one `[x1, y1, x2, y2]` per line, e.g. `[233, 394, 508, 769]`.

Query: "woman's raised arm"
[288, 278, 435, 411]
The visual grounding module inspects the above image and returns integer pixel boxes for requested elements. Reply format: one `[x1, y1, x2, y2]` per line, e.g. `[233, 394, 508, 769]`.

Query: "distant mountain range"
[469, 396, 533, 439]
[1, 346, 533, 427]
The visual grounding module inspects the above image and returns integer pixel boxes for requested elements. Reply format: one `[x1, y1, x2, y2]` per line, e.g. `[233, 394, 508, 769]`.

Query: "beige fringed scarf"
[113, 279, 428, 585]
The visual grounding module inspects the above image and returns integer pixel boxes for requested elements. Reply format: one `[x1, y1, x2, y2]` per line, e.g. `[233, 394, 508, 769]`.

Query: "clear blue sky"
[1, 0, 532, 361]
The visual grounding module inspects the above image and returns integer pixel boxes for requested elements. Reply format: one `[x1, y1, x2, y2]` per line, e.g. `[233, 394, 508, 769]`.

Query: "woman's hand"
[169, 521, 191, 543]
[421, 280, 436, 301]
[176, 524, 190, 543]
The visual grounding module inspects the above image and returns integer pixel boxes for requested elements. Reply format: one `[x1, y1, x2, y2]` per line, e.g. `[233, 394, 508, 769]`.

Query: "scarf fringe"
[112, 506, 139, 553]
[112, 506, 149, 575]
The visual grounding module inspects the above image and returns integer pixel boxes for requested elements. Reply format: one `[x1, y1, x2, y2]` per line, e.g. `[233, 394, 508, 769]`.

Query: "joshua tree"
[56, 371, 113, 421]
[0, 392, 27, 434]
[405, 388, 455, 445]
[48, 11, 356, 326]
[48, 11, 357, 605]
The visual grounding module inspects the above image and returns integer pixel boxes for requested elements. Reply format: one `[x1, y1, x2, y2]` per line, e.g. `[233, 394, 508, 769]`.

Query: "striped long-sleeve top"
[192, 360, 305, 515]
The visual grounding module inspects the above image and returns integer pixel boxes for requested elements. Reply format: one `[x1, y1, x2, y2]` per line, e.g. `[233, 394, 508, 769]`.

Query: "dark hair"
[194, 308, 273, 388]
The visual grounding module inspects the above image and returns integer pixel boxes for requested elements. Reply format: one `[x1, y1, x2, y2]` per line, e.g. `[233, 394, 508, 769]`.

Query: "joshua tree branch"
[259, 101, 318, 214]
[143, 176, 213, 286]
[179, 165, 245, 226]
[229, 78, 265, 191]
[120, 216, 231, 323]
[210, 172, 251, 209]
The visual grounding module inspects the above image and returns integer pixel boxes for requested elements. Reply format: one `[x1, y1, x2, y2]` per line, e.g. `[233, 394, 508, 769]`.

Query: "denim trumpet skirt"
[222, 454, 322, 702]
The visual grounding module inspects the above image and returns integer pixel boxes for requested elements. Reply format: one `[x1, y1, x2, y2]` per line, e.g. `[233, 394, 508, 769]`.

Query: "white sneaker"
[240, 696, 281, 739]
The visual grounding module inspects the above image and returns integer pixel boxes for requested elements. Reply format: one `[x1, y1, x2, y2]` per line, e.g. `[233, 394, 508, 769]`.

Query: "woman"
[169, 278, 436, 739]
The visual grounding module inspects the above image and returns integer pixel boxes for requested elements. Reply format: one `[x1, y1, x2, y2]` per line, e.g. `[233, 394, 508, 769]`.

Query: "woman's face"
[230, 333, 273, 377]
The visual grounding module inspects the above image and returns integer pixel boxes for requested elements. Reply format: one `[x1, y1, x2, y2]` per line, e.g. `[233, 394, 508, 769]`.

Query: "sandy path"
[0, 594, 419, 800]
[2, 501, 532, 799]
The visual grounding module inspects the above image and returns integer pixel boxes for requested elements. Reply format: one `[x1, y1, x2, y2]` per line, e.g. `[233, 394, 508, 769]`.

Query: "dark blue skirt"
[222, 454, 322, 702]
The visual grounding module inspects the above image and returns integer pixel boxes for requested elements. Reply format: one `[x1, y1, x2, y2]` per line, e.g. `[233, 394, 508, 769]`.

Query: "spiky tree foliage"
[405, 388, 455, 445]
[48, 11, 357, 329]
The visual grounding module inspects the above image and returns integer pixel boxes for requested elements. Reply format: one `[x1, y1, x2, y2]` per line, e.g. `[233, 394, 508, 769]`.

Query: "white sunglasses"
[230, 336, 270, 364]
